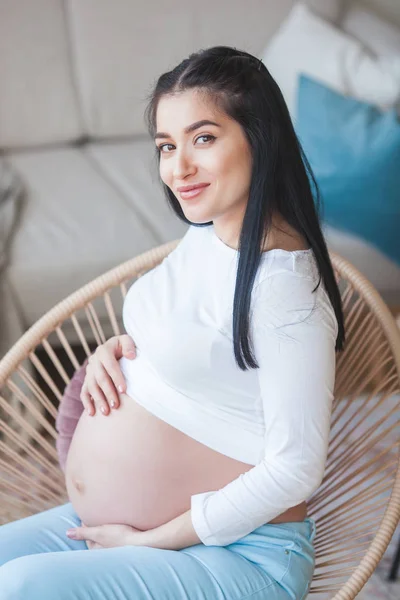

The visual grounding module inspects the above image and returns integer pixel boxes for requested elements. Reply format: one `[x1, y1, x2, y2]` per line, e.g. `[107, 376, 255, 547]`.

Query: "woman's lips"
[179, 184, 210, 200]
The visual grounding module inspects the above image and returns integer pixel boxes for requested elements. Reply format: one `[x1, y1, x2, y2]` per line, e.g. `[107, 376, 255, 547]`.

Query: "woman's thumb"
[121, 336, 136, 359]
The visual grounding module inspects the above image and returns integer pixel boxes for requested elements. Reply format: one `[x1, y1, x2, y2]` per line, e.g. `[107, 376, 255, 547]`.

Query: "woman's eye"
[158, 143, 174, 153]
[195, 134, 215, 145]
[157, 134, 215, 153]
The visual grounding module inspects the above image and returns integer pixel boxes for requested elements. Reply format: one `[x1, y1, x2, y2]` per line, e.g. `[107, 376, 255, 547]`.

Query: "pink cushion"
[55, 358, 88, 473]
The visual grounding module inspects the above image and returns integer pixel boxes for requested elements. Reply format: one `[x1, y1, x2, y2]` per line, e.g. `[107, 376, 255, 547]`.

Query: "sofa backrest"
[0, 0, 83, 150]
[0, 0, 342, 151]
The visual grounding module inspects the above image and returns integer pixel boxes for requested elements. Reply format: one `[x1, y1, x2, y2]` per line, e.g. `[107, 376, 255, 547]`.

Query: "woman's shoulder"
[252, 255, 338, 336]
[255, 247, 319, 286]
[253, 265, 318, 323]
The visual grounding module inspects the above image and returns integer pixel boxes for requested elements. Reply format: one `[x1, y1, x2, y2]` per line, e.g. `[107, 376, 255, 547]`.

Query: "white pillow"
[303, 0, 341, 23]
[341, 3, 400, 58]
[260, 2, 400, 119]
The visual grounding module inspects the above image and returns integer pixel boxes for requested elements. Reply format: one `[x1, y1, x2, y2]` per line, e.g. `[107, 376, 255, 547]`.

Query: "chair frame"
[1, 239, 400, 599]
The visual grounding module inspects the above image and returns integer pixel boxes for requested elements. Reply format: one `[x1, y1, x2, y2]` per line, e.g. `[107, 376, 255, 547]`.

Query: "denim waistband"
[251, 516, 317, 544]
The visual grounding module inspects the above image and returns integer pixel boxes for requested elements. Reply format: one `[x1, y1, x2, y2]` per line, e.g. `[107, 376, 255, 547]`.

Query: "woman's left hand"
[66, 521, 143, 550]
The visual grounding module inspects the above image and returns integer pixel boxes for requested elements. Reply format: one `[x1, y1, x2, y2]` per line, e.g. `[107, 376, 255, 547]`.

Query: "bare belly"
[65, 392, 307, 530]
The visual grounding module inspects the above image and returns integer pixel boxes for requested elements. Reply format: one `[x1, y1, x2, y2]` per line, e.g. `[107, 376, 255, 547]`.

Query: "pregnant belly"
[64, 392, 255, 530]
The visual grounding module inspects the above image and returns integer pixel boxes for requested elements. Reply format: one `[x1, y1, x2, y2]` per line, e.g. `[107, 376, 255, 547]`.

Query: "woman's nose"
[173, 152, 195, 178]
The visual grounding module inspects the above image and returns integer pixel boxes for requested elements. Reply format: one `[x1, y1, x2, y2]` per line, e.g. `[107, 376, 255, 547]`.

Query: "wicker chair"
[0, 239, 399, 600]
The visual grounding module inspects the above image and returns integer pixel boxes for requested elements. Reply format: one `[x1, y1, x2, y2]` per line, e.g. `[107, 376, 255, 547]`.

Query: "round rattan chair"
[0, 239, 399, 599]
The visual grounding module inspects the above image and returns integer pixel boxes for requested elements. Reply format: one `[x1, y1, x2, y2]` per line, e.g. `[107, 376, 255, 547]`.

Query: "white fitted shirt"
[119, 223, 338, 546]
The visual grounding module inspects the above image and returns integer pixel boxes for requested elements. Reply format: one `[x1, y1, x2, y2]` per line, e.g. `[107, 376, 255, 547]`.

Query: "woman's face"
[155, 89, 253, 239]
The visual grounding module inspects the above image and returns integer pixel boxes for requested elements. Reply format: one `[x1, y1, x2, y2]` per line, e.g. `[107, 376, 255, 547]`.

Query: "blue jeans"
[0, 502, 316, 599]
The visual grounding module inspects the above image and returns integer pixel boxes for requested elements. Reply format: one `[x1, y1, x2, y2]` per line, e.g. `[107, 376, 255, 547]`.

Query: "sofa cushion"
[341, 3, 400, 58]
[296, 74, 400, 268]
[85, 139, 187, 242]
[322, 224, 400, 308]
[261, 2, 400, 119]
[67, 0, 341, 138]
[6, 142, 188, 330]
[0, 0, 83, 150]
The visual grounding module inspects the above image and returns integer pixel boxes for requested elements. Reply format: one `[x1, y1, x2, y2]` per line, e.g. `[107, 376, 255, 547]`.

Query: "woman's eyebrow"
[155, 120, 221, 140]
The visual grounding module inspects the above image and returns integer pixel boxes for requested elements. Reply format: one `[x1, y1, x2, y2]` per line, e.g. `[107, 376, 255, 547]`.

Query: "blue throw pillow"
[295, 74, 400, 266]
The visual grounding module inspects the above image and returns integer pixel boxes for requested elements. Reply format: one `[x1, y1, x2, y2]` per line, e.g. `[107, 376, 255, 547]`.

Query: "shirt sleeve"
[190, 270, 338, 546]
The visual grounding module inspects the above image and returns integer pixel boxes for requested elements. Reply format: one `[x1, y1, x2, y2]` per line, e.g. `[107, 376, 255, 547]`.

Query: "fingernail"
[118, 385, 124, 393]
[101, 406, 106, 414]
[66, 530, 77, 538]
[110, 400, 115, 408]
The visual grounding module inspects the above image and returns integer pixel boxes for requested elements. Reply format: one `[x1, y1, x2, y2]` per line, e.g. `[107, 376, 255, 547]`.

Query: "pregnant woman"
[0, 45, 344, 599]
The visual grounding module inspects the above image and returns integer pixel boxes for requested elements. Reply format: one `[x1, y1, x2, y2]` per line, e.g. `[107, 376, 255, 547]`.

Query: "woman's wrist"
[127, 509, 201, 550]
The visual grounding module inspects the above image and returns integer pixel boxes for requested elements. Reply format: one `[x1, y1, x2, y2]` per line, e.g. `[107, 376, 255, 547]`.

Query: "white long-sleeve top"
[119, 223, 338, 546]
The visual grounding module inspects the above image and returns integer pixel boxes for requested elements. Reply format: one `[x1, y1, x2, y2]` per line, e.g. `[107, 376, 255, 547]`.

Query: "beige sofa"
[1, 0, 400, 359]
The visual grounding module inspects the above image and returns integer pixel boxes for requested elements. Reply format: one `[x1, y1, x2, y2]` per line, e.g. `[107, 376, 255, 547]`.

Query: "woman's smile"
[179, 184, 210, 200]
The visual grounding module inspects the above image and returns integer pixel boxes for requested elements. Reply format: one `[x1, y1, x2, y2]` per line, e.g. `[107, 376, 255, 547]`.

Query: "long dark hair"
[143, 45, 345, 370]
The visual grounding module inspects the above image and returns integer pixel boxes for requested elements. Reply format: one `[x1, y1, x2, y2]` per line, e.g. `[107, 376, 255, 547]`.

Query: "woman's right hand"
[80, 334, 137, 417]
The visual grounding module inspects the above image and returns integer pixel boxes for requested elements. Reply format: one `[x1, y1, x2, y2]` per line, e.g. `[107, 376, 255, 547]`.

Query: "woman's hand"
[79, 522, 101, 550]
[80, 334, 137, 417]
[66, 521, 144, 549]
